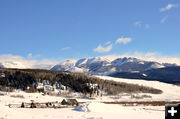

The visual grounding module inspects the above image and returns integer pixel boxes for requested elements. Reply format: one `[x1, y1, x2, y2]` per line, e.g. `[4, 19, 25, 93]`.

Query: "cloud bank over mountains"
[0, 54, 58, 69]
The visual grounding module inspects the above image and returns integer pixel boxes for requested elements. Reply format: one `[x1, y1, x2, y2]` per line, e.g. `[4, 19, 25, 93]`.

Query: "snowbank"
[74, 102, 123, 113]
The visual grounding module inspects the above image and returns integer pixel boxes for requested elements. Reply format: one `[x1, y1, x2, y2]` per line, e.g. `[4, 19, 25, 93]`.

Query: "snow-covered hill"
[97, 76, 180, 101]
[51, 57, 174, 75]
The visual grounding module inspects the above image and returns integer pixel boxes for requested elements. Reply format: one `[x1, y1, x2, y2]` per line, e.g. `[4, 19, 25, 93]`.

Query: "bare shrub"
[25, 87, 37, 93]
[10, 94, 24, 98]
[131, 94, 152, 99]
[0, 86, 14, 92]
[0, 92, 5, 96]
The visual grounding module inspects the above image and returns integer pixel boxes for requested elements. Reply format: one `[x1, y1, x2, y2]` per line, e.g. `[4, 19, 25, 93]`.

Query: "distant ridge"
[108, 66, 180, 84]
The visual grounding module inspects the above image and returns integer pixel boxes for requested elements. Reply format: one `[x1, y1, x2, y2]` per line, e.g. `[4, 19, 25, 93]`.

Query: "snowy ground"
[0, 93, 164, 119]
[1, 76, 180, 119]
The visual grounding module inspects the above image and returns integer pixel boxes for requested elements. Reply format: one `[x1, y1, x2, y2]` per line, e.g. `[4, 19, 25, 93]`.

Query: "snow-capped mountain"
[111, 57, 165, 72]
[51, 59, 77, 71]
[51, 57, 175, 75]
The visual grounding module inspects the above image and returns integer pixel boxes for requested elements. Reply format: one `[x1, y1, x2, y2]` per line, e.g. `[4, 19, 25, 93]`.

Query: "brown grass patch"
[103, 101, 180, 106]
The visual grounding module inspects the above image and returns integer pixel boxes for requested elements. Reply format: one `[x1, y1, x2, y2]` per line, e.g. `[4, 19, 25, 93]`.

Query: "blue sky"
[0, 0, 180, 61]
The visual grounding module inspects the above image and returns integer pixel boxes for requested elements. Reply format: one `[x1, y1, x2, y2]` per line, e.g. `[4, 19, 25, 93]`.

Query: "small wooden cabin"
[61, 99, 79, 106]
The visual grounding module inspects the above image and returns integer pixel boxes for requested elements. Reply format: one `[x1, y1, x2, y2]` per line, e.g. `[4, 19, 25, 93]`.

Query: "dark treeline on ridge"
[0, 68, 162, 95]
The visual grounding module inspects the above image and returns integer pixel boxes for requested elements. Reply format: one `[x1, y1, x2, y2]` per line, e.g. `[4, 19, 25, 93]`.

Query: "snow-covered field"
[0, 92, 164, 119]
[1, 76, 180, 119]
[97, 76, 180, 101]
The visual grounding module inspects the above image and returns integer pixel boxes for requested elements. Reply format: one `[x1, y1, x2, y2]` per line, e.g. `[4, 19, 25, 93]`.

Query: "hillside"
[97, 76, 180, 101]
[0, 68, 162, 95]
[108, 66, 180, 84]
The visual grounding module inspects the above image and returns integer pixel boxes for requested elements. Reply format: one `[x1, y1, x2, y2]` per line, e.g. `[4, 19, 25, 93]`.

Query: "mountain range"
[0, 57, 177, 75]
[0, 56, 179, 84]
[51, 57, 176, 75]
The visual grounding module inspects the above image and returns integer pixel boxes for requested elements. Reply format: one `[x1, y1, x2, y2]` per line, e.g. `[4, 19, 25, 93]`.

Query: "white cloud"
[160, 15, 169, 23]
[93, 37, 132, 53]
[160, 4, 178, 12]
[27, 53, 41, 59]
[61, 47, 71, 51]
[93, 44, 113, 53]
[133, 21, 150, 29]
[133, 21, 142, 27]
[105, 41, 112, 45]
[116, 37, 133, 44]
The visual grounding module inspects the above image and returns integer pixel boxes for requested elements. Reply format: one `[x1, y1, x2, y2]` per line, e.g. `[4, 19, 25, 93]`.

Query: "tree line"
[0, 68, 162, 95]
